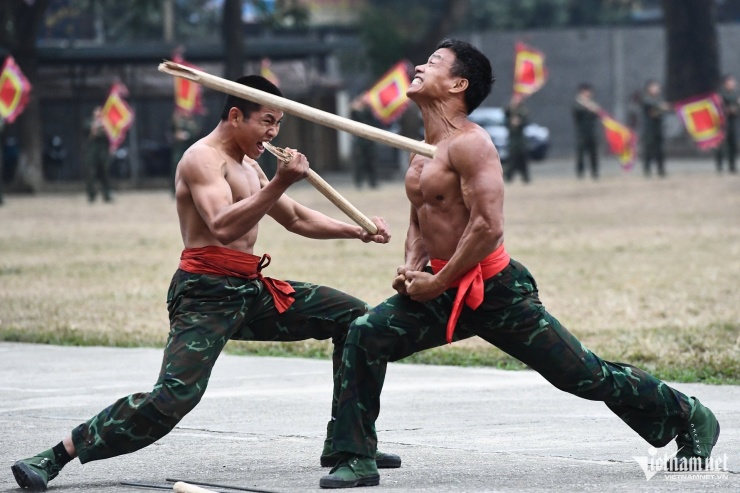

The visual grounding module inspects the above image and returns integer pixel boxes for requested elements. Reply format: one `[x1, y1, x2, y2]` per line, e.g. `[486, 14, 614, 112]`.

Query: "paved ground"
[1, 342, 738, 493]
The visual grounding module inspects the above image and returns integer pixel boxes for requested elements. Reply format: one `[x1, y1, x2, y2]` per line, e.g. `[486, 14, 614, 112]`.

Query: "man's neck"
[212, 123, 246, 163]
[417, 100, 469, 145]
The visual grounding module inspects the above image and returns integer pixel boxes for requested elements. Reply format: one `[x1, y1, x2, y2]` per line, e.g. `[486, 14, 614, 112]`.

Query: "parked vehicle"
[469, 107, 550, 162]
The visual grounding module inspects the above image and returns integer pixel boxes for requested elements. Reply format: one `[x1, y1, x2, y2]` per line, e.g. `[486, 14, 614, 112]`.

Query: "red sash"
[179, 246, 295, 313]
[430, 244, 510, 343]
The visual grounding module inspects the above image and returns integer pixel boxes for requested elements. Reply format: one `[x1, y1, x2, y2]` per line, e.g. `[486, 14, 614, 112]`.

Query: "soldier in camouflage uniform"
[320, 39, 720, 489]
[573, 83, 601, 179]
[83, 106, 113, 203]
[715, 74, 738, 174]
[11, 75, 394, 492]
[641, 80, 670, 177]
[504, 92, 530, 183]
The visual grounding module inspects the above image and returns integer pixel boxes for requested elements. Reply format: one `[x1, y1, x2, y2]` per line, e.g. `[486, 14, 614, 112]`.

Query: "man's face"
[235, 106, 283, 159]
[407, 48, 458, 100]
[725, 77, 737, 91]
[647, 82, 661, 96]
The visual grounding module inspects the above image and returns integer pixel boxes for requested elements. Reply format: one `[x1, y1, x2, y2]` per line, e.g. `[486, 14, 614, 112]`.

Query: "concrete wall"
[458, 23, 740, 158]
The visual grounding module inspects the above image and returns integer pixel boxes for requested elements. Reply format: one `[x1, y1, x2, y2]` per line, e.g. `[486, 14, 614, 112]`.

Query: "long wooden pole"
[158, 61, 436, 158]
[263, 142, 378, 235]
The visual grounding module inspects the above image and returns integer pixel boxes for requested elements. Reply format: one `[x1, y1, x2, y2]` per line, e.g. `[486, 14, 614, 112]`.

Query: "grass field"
[1, 168, 739, 383]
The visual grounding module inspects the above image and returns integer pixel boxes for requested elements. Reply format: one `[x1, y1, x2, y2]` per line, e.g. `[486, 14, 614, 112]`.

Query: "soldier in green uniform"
[350, 95, 379, 189]
[715, 74, 738, 174]
[170, 109, 201, 195]
[83, 106, 113, 202]
[504, 92, 529, 183]
[11, 75, 394, 492]
[573, 83, 601, 179]
[641, 80, 670, 177]
[320, 39, 720, 489]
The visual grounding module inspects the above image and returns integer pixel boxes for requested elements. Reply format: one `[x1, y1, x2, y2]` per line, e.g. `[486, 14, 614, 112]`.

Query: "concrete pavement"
[1, 342, 738, 493]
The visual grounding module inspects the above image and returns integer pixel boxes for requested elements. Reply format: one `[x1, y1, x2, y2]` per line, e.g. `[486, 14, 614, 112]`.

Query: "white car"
[469, 107, 550, 162]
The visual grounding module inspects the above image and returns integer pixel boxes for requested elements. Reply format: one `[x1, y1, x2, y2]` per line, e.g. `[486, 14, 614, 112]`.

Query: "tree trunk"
[222, 0, 245, 81]
[661, 0, 719, 102]
[5, 0, 48, 193]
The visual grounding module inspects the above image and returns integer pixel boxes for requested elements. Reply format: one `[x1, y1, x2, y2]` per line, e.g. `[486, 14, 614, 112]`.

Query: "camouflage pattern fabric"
[72, 269, 368, 463]
[332, 259, 694, 458]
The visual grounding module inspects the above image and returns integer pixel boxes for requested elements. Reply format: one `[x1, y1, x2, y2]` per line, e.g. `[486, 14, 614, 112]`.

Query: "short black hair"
[435, 39, 495, 114]
[220, 75, 283, 121]
[578, 82, 593, 92]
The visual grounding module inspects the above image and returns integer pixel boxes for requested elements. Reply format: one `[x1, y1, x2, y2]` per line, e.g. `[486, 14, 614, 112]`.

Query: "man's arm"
[405, 129, 504, 302]
[246, 159, 391, 243]
[393, 204, 428, 295]
[184, 146, 306, 245]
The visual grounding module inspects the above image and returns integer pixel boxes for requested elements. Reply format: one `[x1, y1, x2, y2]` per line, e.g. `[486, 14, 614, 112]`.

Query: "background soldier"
[641, 80, 670, 177]
[504, 92, 530, 183]
[83, 106, 112, 202]
[716, 74, 738, 174]
[573, 83, 601, 179]
[350, 95, 379, 189]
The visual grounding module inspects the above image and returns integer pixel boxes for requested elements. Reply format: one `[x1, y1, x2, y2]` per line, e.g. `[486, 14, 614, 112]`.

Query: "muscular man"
[12, 75, 395, 491]
[319, 39, 720, 489]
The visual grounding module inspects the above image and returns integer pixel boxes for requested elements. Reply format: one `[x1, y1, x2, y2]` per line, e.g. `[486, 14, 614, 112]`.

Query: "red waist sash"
[430, 244, 510, 343]
[179, 246, 295, 313]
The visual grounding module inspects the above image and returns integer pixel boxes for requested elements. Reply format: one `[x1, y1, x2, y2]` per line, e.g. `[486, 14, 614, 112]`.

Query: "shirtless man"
[11, 75, 395, 491]
[319, 39, 720, 488]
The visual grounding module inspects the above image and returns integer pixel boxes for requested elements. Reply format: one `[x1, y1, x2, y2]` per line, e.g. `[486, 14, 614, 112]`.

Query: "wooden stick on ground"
[172, 481, 218, 493]
[263, 142, 379, 235]
[158, 60, 436, 159]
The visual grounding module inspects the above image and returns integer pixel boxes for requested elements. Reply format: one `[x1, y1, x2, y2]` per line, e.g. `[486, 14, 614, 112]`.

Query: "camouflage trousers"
[72, 269, 368, 463]
[332, 259, 694, 458]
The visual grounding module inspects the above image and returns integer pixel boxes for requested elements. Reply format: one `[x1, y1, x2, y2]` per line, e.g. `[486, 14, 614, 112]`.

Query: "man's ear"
[450, 78, 469, 95]
[228, 107, 242, 125]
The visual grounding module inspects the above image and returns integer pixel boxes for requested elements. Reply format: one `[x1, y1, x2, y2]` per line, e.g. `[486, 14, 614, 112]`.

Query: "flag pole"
[158, 61, 436, 158]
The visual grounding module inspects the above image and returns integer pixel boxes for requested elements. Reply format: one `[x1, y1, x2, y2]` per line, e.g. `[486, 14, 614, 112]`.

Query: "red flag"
[101, 82, 135, 152]
[365, 61, 411, 125]
[0, 56, 32, 123]
[600, 113, 637, 171]
[513, 42, 547, 97]
[260, 58, 280, 87]
[674, 93, 725, 150]
[172, 53, 204, 115]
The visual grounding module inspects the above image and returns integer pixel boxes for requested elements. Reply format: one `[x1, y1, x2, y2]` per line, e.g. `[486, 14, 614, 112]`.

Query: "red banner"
[0, 56, 32, 123]
[513, 42, 547, 97]
[674, 93, 725, 150]
[172, 54, 204, 115]
[365, 60, 411, 125]
[600, 112, 636, 171]
[101, 82, 135, 152]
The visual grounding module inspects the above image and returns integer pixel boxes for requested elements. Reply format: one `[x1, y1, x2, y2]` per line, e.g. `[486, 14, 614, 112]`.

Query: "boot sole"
[320, 473, 380, 488]
[11, 462, 47, 491]
[320, 456, 401, 469]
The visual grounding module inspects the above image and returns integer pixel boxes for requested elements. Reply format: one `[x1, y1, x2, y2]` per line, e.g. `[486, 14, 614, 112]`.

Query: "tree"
[0, 0, 49, 193]
[661, 0, 719, 101]
[222, 0, 245, 81]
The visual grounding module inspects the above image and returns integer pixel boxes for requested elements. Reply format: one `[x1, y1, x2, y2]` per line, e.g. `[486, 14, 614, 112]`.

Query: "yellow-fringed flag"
[260, 58, 280, 87]
[172, 53, 204, 115]
[674, 93, 725, 150]
[513, 42, 547, 97]
[0, 56, 32, 123]
[600, 112, 637, 171]
[365, 60, 411, 125]
[101, 82, 134, 152]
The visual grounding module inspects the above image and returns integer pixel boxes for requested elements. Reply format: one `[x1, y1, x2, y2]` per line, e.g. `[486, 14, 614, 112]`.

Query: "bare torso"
[405, 122, 504, 261]
[175, 134, 265, 253]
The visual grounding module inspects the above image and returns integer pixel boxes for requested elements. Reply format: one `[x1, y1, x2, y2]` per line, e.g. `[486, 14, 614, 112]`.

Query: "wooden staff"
[173, 482, 217, 493]
[158, 60, 436, 158]
[263, 142, 378, 235]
